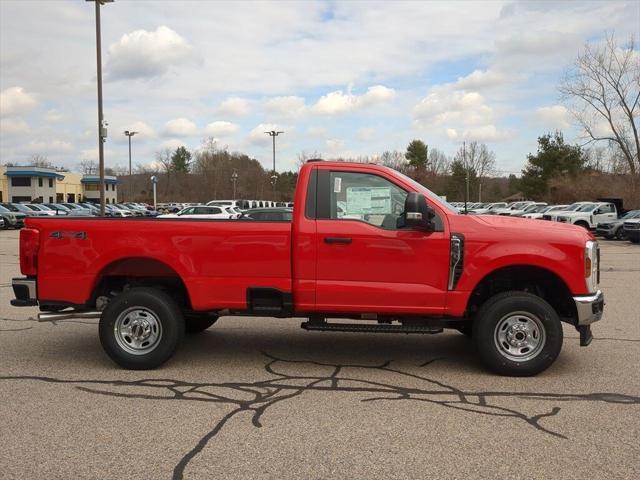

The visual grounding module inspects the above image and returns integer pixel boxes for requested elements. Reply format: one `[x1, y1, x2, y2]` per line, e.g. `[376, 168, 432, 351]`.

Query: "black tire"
[456, 323, 473, 337]
[99, 287, 184, 370]
[473, 291, 563, 376]
[574, 221, 590, 229]
[615, 228, 626, 240]
[185, 314, 219, 334]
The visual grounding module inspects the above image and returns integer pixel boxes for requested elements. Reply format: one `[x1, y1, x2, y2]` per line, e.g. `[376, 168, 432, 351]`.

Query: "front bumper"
[573, 290, 604, 325]
[11, 277, 38, 307]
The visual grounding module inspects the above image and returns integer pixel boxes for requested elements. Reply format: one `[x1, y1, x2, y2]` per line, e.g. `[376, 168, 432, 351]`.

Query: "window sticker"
[334, 176, 342, 193]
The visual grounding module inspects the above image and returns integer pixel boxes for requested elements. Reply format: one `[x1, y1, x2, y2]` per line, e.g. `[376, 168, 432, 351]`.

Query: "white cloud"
[218, 97, 251, 117]
[27, 139, 73, 154]
[44, 109, 63, 122]
[357, 127, 376, 142]
[205, 121, 239, 136]
[264, 96, 306, 118]
[105, 26, 197, 81]
[125, 120, 157, 139]
[164, 118, 198, 137]
[454, 69, 512, 90]
[414, 86, 510, 142]
[326, 138, 345, 152]
[446, 125, 511, 142]
[306, 127, 328, 138]
[535, 105, 571, 130]
[160, 139, 188, 151]
[1, 117, 29, 134]
[79, 147, 115, 161]
[0, 87, 36, 116]
[312, 85, 396, 115]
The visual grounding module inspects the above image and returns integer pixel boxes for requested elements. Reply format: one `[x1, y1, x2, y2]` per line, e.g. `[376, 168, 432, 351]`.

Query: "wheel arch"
[90, 256, 193, 310]
[465, 264, 578, 324]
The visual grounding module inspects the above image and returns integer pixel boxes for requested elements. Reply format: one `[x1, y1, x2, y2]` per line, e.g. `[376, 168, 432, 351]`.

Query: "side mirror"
[405, 192, 435, 231]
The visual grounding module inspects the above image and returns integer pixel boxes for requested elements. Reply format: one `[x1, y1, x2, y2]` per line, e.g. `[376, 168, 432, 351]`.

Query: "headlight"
[584, 240, 599, 293]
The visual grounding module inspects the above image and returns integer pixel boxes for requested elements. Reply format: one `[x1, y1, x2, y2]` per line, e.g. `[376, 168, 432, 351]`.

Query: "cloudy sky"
[0, 0, 638, 174]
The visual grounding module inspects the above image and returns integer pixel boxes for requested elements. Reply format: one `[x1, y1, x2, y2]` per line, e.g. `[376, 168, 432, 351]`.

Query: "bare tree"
[79, 159, 98, 174]
[560, 34, 639, 175]
[453, 141, 496, 201]
[379, 150, 406, 170]
[296, 150, 322, 170]
[30, 154, 54, 168]
[427, 148, 450, 175]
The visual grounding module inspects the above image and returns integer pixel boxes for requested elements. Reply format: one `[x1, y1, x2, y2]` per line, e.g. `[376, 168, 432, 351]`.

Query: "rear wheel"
[575, 221, 590, 229]
[99, 287, 184, 370]
[473, 292, 563, 376]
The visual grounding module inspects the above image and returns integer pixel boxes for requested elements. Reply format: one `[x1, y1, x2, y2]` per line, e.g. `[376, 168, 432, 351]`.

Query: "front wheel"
[99, 287, 185, 370]
[473, 292, 563, 376]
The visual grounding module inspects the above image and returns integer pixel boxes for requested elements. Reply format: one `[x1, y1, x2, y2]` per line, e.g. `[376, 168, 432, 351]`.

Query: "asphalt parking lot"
[0, 229, 638, 480]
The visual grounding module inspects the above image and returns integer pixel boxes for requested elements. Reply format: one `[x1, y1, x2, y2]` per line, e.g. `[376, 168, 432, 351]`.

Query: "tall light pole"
[264, 130, 283, 199]
[87, 0, 113, 216]
[124, 130, 138, 175]
[231, 170, 238, 200]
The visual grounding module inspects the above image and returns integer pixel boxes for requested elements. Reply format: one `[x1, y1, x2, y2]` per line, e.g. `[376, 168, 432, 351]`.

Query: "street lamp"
[264, 130, 283, 199]
[86, 0, 114, 216]
[124, 130, 138, 175]
[231, 170, 238, 200]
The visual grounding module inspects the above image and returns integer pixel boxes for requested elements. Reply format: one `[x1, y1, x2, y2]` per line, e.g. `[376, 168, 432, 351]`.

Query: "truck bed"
[28, 217, 292, 310]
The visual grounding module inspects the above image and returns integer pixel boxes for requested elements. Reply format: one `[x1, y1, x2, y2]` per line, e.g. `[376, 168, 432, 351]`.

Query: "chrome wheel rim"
[114, 307, 163, 355]
[494, 311, 546, 362]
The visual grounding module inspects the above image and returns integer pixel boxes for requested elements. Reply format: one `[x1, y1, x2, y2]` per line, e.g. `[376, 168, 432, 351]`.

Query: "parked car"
[158, 205, 235, 219]
[491, 201, 537, 216]
[623, 218, 640, 243]
[596, 210, 640, 240]
[522, 205, 568, 220]
[24, 204, 57, 216]
[510, 202, 548, 217]
[0, 204, 26, 229]
[12, 160, 604, 376]
[240, 208, 293, 221]
[556, 202, 617, 229]
[542, 202, 593, 221]
[43, 203, 75, 216]
[61, 203, 95, 216]
[469, 202, 507, 215]
[4, 202, 45, 217]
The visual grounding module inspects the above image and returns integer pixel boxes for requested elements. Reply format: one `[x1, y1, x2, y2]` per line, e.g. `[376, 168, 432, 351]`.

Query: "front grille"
[557, 217, 568, 223]
[624, 222, 640, 231]
[542, 215, 552, 221]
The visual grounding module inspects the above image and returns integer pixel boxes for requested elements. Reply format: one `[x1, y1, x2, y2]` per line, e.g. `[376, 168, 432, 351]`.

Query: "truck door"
[313, 168, 450, 315]
[594, 203, 617, 225]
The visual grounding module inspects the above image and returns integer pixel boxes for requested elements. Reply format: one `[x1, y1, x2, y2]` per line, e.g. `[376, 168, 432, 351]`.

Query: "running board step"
[301, 321, 443, 334]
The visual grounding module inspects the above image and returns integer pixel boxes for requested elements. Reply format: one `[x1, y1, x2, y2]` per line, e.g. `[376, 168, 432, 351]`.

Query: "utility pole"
[124, 130, 138, 175]
[463, 141, 469, 214]
[264, 130, 283, 200]
[87, 0, 113, 216]
[231, 170, 238, 200]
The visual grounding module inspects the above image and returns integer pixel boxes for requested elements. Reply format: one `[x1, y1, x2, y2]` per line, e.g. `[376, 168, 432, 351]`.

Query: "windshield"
[621, 210, 640, 219]
[0, 205, 10, 213]
[565, 203, 585, 211]
[1, 203, 20, 212]
[25, 205, 40, 211]
[393, 169, 457, 213]
[577, 203, 597, 212]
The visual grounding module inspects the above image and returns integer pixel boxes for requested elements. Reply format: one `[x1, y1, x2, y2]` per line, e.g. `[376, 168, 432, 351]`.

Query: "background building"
[0, 165, 118, 203]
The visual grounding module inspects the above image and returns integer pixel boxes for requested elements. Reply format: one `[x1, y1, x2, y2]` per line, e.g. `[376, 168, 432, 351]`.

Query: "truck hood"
[449, 213, 592, 244]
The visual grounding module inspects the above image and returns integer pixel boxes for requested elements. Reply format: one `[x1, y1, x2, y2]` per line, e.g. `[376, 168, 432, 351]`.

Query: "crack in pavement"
[0, 352, 638, 479]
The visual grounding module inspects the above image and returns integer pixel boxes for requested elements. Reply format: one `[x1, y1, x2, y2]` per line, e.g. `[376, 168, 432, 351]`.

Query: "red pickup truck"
[11, 161, 604, 375]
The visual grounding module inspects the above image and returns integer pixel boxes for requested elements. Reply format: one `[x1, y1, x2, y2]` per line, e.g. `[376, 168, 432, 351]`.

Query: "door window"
[325, 171, 408, 229]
